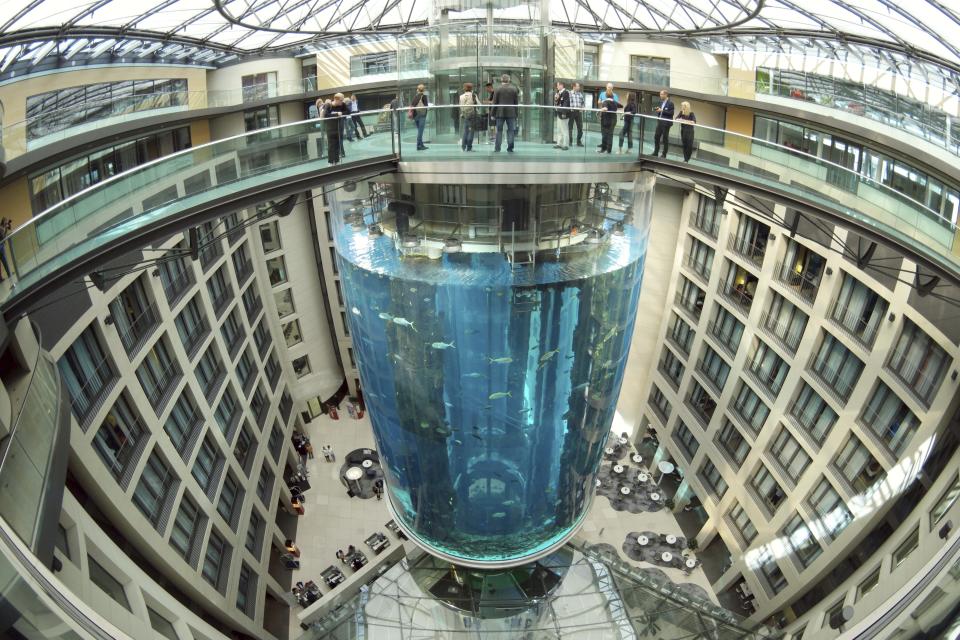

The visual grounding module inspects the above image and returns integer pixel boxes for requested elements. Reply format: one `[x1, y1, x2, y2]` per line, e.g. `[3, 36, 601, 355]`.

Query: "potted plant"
[687, 538, 699, 552]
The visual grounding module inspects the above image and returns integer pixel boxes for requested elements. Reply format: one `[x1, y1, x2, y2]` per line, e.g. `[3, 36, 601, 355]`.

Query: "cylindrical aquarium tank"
[332, 175, 653, 567]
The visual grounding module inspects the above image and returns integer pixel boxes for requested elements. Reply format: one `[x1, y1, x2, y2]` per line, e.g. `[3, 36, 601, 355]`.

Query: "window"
[790, 382, 837, 445]
[649, 384, 671, 423]
[196, 220, 222, 268]
[56, 524, 71, 560]
[202, 530, 230, 592]
[782, 513, 822, 569]
[761, 292, 807, 353]
[254, 317, 271, 355]
[893, 527, 919, 568]
[697, 345, 730, 393]
[133, 450, 177, 529]
[93, 395, 145, 482]
[691, 193, 721, 238]
[699, 459, 728, 499]
[241, 71, 277, 101]
[215, 386, 241, 440]
[350, 51, 397, 77]
[708, 306, 744, 356]
[220, 308, 244, 357]
[810, 332, 864, 403]
[279, 389, 293, 422]
[222, 212, 244, 244]
[687, 381, 716, 427]
[769, 427, 811, 485]
[236, 563, 257, 616]
[676, 276, 705, 320]
[58, 325, 115, 423]
[268, 422, 284, 461]
[157, 244, 193, 304]
[629, 55, 669, 85]
[257, 464, 275, 504]
[751, 465, 786, 514]
[292, 355, 311, 378]
[777, 239, 825, 304]
[685, 235, 714, 282]
[719, 260, 758, 311]
[808, 478, 853, 540]
[88, 556, 130, 610]
[110, 277, 157, 356]
[234, 422, 256, 473]
[259, 221, 281, 253]
[174, 295, 208, 357]
[746, 339, 789, 397]
[716, 419, 750, 465]
[731, 214, 770, 266]
[930, 474, 960, 528]
[274, 288, 295, 318]
[658, 347, 684, 389]
[860, 382, 920, 456]
[830, 273, 888, 347]
[886, 319, 950, 407]
[236, 349, 257, 393]
[857, 568, 881, 601]
[731, 382, 769, 435]
[192, 435, 223, 495]
[217, 473, 243, 529]
[206, 266, 232, 315]
[136, 338, 180, 412]
[169, 494, 203, 563]
[250, 384, 269, 424]
[728, 502, 757, 545]
[283, 320, 302, 347]
[266, 256, 287, 286]
[666, 313, 695, 355]
[245, 510, 264, 558]
[195, 344, 225, 402]
[147, 606, 178, 640]
[673, 420, 699, 461]
[834, 435, 882, 493]
[755, 546, 788, 595]
[243, 105, 279, 131]
[242, 284, 263, 318]
[265, 351, 281, 388]
[231, 242, 253, 284]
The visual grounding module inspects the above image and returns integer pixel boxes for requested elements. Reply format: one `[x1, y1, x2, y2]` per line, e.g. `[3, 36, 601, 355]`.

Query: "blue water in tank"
[336, 207, 647, 566]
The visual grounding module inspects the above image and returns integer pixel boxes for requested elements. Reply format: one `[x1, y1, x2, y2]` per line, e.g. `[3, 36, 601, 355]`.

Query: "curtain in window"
[133, 453, 172, 525]
[864, 384, 918, 455]
[58, 329, 111, 419]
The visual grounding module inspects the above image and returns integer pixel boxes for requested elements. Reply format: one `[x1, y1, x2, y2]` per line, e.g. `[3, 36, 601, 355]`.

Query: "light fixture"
[401, 234, 420, 248]
[826, 267, 833, 276]
[443, 237, 462, 253]
[888, 312, 896, 322]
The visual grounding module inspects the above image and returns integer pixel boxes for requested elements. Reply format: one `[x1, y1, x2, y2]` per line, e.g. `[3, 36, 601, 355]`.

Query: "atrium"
[0, 0, 958, 638]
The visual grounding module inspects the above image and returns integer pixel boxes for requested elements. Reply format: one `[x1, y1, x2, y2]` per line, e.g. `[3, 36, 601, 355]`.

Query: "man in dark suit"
[652, 89, 675, 158]
[492, 74, 520, 152]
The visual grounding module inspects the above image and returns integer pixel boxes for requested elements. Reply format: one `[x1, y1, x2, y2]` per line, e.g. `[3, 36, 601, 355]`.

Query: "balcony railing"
[649, 396, 671, 425]
[728, 235, 767, 268]
[758, 311, 804, 354]
[691, 213, 721, 239]
[774, 261, 821, 305]
[674, 291, 703, 322]
[706, 321, 740, 357]
[234, 260, 254, 286]
[211, 288, 233, 316]
[114, 303, 159, 356]
[683, 253, 712, 284]
[829, 300, 882, 349]
[884, 361, 943, 410]
[181, 322, 209, 359]
[686, 392, 717, 428]
[68, 355, 118, 427]
[658, 357, 683, 391]
[161, 266, 194, 306]
[807, 361, 858, 406]
[717, 281, 754, 314]
[744, 361, 785, 399]
[696, 360, 728, 396]
[666, 327, 693, 356]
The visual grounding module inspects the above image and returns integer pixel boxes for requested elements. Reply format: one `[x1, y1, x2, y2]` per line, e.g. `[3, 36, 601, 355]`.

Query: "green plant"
[687, 538, 699, 552]
[664, 498, 675, 510]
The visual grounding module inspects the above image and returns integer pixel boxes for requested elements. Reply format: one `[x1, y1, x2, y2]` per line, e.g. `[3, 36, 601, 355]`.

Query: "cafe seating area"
[621, 531, 701, 574]
[338, 448, 385, 499]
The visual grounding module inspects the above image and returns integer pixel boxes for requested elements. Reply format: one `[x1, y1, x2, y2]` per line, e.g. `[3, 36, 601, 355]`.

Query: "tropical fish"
[487, 356, 513, 364]
[491, 512, 506, 519]
[378, 312, 394, 321]
[518, 407, 532, 414]
[502, 500, 516, 506]
[471, 434, 483, 440]
[430, 341, 455, 350]
[409, 287, 417, 292]
[537, 349, 560, 369]
[419, 421, 430, 429]
[454, 439, 463, 445]
[463, 372, 486, 379]
[351, 306, 362, 316]
[489, 391, 512, 400]
[392, 317, 417, 331]
[464, 329, 479, 335]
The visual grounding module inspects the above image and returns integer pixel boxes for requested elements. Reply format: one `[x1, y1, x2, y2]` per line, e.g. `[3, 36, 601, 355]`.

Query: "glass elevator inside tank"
[332, 178, 652, 567]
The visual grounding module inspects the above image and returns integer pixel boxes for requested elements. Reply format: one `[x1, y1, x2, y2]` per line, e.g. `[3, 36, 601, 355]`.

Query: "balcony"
[774, 260, 821, 305]
[683, 253, 712, 285]
[113, 303, 159, 357]
[674, 291, 704, 323]
[728, 235, 767, 269]
[234, 259, 254, 286]
[706, 321, 739, 357]
[829, 300, 881, 349]
[807, 361, 857, 406]
[691, 212, 720, 240]
[717, 281, 754, 315]
[686, 391, 717, 429]
[744, 362, 785, 400]
[695, 360, 727, 396]
[161, 267, 194, 307]
[758, 311, 804, 354]
[657, 356, 684, 391]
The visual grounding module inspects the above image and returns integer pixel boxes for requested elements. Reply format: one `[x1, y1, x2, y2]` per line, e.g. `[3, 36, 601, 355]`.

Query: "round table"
[604, 447, 615, 455]
[637, 536, 649, 546]
[650, 492, 661, 501]
[345, 467, 364, 481]
[618, 437, 628, 445]
[666, 534, 677, 545]
[685, 558, 698, 569]
[620, 486, 631, 495]
[361, 459, 373, 468]
[631, 454, 642, 463]
[613, 464, 624, 474]
[657, 461, 675, 484]
[637, 473, 649, 483]
[661, 552, 673, 563]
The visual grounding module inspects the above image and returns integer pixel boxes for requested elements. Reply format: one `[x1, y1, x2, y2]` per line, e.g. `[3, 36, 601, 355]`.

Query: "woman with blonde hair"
[675, 100, 697, 162]
[411, 83, 429, 150]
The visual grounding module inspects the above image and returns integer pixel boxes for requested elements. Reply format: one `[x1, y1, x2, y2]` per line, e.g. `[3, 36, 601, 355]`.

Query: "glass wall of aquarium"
[331, 176, 653, 567]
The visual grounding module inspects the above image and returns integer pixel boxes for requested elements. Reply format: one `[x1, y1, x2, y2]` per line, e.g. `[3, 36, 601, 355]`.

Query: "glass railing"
[3, 105, 958, 315]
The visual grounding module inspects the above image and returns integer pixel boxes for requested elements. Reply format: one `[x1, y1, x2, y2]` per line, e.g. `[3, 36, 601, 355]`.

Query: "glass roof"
[0, 0, 957, 79]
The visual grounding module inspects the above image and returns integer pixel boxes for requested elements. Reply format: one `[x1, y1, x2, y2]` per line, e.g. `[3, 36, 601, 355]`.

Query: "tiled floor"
[289, 411, 716, 632]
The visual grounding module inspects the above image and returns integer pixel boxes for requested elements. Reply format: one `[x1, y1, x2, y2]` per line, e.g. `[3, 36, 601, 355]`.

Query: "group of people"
[315, 93, 370, 164]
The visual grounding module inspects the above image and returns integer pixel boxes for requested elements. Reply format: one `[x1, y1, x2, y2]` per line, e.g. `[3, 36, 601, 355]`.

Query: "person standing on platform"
[412, 84, 429, 150]
[492, 74, 520, 153]
[459, 83, 480, 151]
[618, 94, 637, 154]
[652, 89, 675, 158]
[675, 101, 697, 162]
[349, 94, 368, 139]
[322, 94, 350, 164]
[598, 94, 623, 153]
[568, 82, 585, 147]
[553, 80, 570, 150]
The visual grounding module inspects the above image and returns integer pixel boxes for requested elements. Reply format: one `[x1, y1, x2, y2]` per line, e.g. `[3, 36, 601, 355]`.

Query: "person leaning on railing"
[320, 94, 350, 165]
[675, 101, 697, 162]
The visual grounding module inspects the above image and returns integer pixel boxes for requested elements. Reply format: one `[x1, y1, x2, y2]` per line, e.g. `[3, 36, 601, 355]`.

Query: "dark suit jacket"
[555, 88, 570, 118]
[657, 98, 675, 125]
[493, 83, 519, 118]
